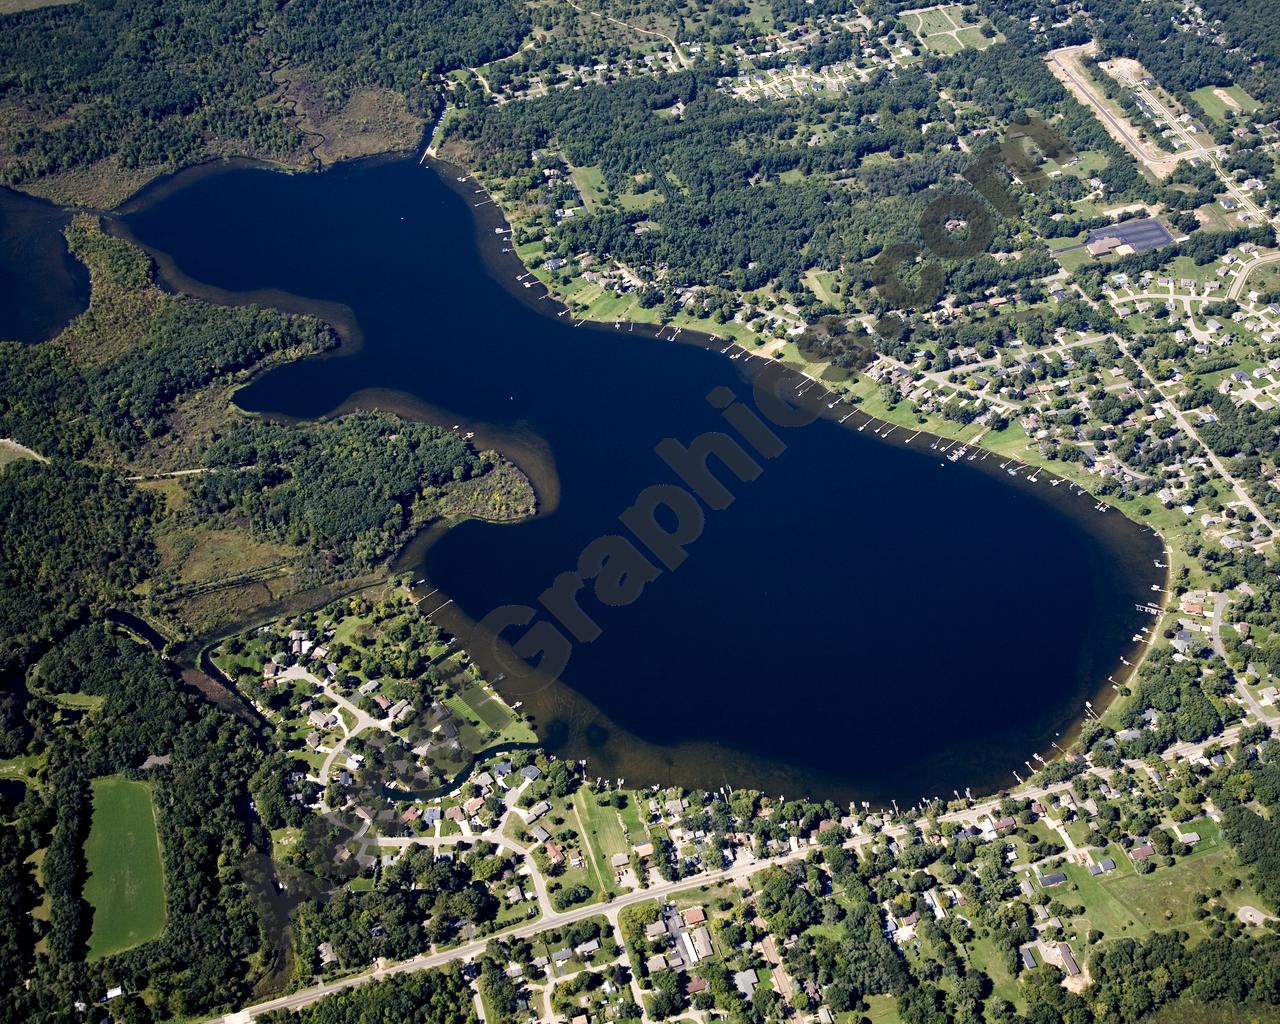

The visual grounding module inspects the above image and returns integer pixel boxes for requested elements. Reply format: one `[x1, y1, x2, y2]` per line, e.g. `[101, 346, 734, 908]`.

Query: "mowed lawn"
[84, 775, 167, 960]
[1061, 824, 1259, 943]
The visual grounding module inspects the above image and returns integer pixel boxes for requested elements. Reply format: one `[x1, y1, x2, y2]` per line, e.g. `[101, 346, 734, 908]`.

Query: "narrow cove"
[113, 154, 1163, 805]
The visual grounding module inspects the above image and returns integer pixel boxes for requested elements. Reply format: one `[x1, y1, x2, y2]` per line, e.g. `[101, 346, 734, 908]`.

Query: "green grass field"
[953, 26, 996, 49]
[616, 793, 646, 836]
[803, 268, 840, 304]
[618, 190, 664, 211]
[443, 685, 534, 748]
[574, 789, 634, 895]
[863, 994, 904, 1024]
[902, 5, 997, 52]
[1051, 243, 1093, 272]
[1062, 826, 1260, 943]
[964, 932, 1023, 1009]
[83, 775, 167, 960]
[905, 5, 963, 35]
[458, 683, 513, 732]
[1189, 84, 1260, 123]
[569, 163, 608, 212]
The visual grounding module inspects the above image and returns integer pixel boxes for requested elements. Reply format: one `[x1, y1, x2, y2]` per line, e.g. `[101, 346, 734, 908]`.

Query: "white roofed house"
[308, 709, 338, 730]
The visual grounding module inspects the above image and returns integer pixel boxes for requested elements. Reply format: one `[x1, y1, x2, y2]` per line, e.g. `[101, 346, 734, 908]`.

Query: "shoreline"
[426, 148, 1170, 745]
[75, 147, 1170, 806]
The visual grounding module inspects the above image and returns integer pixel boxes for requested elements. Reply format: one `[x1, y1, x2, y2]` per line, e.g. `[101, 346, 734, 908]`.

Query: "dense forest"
[3, 625, 286, 1021]
[257, 965, 477, 1024]
[0, 0, 297, 184]
[0, 218, 327, 660]
[193, 415, 494, 569]
[0, 218, 336, 460]
[268, 0, 528, 114]
[1199, 0, 1280, 105]
[0, 813, 37, 1022]
[445, 39, 1154, 319]
[0, 461, 157, 674]
[0, 218, 520, 655]
[0, 0, 528, 191]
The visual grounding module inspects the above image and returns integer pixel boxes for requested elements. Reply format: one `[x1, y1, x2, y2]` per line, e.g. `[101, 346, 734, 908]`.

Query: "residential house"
[1057, 943, 1081, 977]
[733, 969, 759, 998]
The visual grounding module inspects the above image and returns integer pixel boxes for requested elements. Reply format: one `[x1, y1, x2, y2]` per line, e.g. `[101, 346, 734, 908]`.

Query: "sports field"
[83, 775, 167, 959]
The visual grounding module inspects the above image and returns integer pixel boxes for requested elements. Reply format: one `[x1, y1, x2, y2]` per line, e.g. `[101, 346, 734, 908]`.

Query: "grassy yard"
[568, 163, 609, 212]
[617, 793, 647, 837]
[84, 775, 167, 959]
[964, 932, 1022, 1009]
[844, 374, 991, 444]
[1064, 817, 1097, 848]
[862, 994, 904, 1024]
[443, 688, 535, 748]
[1062, 828, 1259, 943]
[457, 683, 512, 732]
[1166, 255, 1222, 287]
[573, 789, 634, 895]
[1050, 150, 1109, 177]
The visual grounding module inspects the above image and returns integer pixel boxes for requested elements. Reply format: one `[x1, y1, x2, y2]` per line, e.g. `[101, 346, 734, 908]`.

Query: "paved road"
[1110, 333, 1278, 539]
[377, 825, 555, 919]
[1045, 45, 1192, 176]
[1126, 75, 1273, 233]
[1210, 591, 1275, 723]
[1229, 252, 1280, 301]
[212, 707, 1269, 1023]
[214, 849, 788, 1023]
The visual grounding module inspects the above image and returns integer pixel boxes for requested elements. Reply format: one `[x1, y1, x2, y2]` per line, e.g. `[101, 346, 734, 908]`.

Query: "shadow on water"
[58, 154, 1169, 805]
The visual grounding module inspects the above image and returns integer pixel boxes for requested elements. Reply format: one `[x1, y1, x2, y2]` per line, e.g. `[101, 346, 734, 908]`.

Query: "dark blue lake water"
[0, 187, 89, 344]
[108, 156, 1160, 804]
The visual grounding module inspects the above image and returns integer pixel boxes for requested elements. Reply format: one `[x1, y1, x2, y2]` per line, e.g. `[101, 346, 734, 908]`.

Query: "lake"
[107, 155, 1162, 804]
[0, 187, 89, 344]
